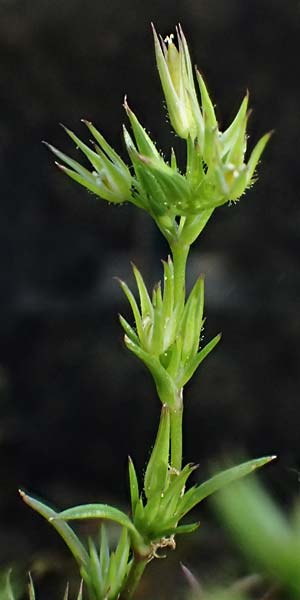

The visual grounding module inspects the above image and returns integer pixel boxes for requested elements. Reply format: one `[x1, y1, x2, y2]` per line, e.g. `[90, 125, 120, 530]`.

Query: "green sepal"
[144, 404, 170, 499]
[221, 92, 249, 156]
[246, 131, 273, 184]
[19, 490, 89, 568]
[124, 100, 160, 160]
[82, 119, 127, 169]
[56, 163, 116, 200]
[44, 142, 96, 182]
[227, 111, 248, 168]
[196, 70, 217, 130]
[177, 456, 276, 518]
[62, 126, 109, 174]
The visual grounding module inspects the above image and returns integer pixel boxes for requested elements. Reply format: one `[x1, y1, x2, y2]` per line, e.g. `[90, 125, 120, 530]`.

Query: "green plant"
[19, 24, 273, 599]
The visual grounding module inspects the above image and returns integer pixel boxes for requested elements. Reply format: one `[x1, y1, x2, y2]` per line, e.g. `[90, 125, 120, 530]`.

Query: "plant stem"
[119, 554, 149, 600]
[170, 388, 183, 471]
[171, 240, 189, 311]
[169, 240, 188, 472]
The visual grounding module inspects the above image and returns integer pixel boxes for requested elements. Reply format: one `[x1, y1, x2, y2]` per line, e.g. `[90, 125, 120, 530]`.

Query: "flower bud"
[45, 121, 132, 204]
[152, 24, 201, 140]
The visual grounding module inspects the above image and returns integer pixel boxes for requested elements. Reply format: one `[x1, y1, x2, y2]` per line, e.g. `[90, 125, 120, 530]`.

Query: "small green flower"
[152, 23, 201, 140]
[45, 26, 270, 239]
[45, 121, 132, 204]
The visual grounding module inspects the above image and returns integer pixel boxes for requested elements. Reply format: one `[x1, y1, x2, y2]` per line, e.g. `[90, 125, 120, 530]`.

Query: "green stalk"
[170, 388, 183, 472]
[168, 239, 189, 472]
[119, 554, 149, 600]
[170, 240, 189, 311]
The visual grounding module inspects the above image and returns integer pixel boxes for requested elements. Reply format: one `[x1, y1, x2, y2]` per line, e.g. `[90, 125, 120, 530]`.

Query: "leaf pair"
[119, 261, 220, 405]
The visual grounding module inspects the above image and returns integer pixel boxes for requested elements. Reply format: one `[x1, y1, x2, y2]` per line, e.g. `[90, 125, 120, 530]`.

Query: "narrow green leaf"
[151, 283, 164, 353]
[118, 314, 140, 345]
[160, 463, 196, 520]
[133, 496, 145, 531]
[142, 490, 162, 532]
[161, 257, 174, 326]
[178, 333, 221, 387]
[107, 551, 118, 596]
[114, 528, 130, 582]
[88, 537, 104, 598]
[99, 525, 109, 584]
[123, 337, 178, 407]
[173, 521, 200, 535]
[118, 279, 144, 343]
[19, 490, 89, 567]
[166, 335, 182, 380]
[180, 209, 213, 246]
[144, 404, 170, 499]
[128, 457, 139, 515]
[55, 503, 136, 532]
[178, 456, 276, 517]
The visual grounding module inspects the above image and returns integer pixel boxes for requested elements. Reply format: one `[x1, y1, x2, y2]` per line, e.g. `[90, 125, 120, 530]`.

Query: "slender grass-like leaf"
[19, 490, 89, 567]
[178, 333, 221, 387]
[178, 456, 276, 518]
[128, 457, 139, 515]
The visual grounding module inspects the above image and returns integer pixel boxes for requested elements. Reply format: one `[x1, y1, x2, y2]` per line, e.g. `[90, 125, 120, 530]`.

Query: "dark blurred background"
[0, 0, 299, 597]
